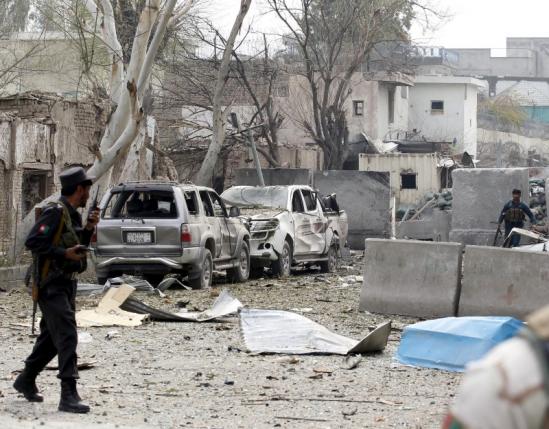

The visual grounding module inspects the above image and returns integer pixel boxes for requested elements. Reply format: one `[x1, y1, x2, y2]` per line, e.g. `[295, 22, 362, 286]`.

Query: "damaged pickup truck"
[221, 185, 348, 277]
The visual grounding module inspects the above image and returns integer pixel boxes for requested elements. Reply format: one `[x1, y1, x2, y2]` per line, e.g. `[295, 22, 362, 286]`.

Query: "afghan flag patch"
[38, 224, 50, 235]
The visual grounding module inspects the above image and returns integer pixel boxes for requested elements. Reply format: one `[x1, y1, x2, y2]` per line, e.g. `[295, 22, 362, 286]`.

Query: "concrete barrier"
[360, 239, 464, 318]
[459, 245, 549, 318]
[0, 265, 27, 291]
[234, 168, 312, 187]
[313, 171, 390, 249]
[450, 168, 529, 245]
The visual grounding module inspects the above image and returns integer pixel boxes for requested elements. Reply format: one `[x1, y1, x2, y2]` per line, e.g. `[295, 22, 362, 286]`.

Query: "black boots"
[58, 379, 90, 413]
[13, 369, 43, 402]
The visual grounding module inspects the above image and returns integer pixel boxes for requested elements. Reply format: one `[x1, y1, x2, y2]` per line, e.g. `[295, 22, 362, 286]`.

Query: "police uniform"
[498, 200, 535, 247]
[14, 167, 95, 414]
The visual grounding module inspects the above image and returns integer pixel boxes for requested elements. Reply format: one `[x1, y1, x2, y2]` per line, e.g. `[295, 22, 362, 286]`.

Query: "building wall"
[409, 81, 479, 155]
[358, 153, 440, 205]
[448, 48, 536, 78]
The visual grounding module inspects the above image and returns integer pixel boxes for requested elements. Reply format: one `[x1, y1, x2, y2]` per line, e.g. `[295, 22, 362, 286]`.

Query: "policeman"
[13, 167, 99, 413]
[498, 189, 535, 247]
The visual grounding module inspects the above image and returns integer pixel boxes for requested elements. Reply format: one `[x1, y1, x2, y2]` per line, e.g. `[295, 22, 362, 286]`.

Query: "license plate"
[124, 231, 153, 244]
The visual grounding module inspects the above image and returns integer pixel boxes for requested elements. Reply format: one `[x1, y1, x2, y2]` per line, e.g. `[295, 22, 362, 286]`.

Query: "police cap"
[59, 167, 95, 189]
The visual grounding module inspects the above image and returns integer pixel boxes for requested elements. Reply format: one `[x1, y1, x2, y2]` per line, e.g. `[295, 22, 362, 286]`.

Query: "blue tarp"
[396, 316, 524, 372]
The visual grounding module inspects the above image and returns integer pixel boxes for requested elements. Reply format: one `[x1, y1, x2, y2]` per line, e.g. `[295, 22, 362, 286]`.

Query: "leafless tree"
[267, 0, 437, 169]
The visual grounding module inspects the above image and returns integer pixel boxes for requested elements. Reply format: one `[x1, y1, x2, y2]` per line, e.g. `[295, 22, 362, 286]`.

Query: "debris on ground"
[239, 308, 391, 355]
[106, 275, 155, 292]
[76, 284, 149, 327]
[120, 289, 242, 322]
[396, 316, 524, 371]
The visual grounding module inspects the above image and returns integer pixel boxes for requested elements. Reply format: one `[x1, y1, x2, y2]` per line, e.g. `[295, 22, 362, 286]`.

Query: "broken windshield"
[221, 187, 289, 210]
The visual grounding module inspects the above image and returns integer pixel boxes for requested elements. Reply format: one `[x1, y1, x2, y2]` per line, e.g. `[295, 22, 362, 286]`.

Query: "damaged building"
[0, 93, 106, 261]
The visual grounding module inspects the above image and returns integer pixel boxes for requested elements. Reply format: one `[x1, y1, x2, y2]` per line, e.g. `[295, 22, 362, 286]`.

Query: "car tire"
[319, 245, 338, 273]
[189, 249, 213, 289]
[226, 241, 250, 283]
[271, 240, 292, 278]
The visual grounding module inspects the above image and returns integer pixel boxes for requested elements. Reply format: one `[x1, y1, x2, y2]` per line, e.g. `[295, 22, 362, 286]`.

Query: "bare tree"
[267, 0, 434, 169]
[193, 0, 251, 186]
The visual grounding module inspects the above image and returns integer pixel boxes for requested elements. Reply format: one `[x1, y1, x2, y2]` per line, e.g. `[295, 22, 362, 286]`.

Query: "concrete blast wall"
[360, 239, 463, 318]
[450, 168, 529, 245]
[234, 168, 312, 187]
[313, 171, 390, 249]
[460, 246, 549, 319]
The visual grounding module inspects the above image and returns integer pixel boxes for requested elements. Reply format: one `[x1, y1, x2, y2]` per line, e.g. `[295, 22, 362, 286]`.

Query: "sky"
[211, 0, 549, 52]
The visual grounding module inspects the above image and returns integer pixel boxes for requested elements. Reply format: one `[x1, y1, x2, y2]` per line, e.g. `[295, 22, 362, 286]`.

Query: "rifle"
[31, 207, 66, 335]
[88, 187, 100, 222]
[492, 223, 502, 247]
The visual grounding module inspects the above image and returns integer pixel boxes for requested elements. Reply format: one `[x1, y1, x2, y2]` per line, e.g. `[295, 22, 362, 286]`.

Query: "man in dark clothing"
[13, 167, 99, 414]
[498, 189, 535, 247]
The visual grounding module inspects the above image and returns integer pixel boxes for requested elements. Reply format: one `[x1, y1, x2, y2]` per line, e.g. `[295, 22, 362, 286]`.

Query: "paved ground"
[0, 256, 460, 428]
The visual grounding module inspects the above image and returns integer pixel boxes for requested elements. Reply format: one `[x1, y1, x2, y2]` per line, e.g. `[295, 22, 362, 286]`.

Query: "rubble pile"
[529, 178, 546, 221]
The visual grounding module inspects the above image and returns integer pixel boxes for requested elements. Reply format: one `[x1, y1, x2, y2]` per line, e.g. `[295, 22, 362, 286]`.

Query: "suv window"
[292, 190, 305, 213]
[209, 192, 227, 217]
[103, 190, 177, 219]
[301, 189, 317, 212]
[184, 191, 199, 215]
[199, 191, 214, 217]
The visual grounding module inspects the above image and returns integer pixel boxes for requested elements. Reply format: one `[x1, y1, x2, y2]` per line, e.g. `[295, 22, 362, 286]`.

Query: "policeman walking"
[498, 188, 535, 247]
[13, 167, 100, 413]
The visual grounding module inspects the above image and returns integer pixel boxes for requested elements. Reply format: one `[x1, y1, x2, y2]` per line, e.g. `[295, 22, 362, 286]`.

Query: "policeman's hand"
[85, 209, 100, 230]
[65, 246, 87, 261]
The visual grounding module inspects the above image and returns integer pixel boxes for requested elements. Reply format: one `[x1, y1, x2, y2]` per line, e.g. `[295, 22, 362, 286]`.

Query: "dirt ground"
[0, 255, 460, 428]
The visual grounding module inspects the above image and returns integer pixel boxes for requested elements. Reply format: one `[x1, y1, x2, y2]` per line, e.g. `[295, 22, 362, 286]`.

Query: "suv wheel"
[271, 240, 292, 278]
[189, 249, 213, 289]
[319, 245, 338, 273]
[226, 242, 250, 283]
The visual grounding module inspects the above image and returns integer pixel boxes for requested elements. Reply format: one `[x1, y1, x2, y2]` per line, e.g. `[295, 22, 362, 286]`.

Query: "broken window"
[291, 191, 305, 213]
[103, 190, 177, 219]
[401, 173, 417, 190]
[199, 191, 214, 217]
[353, 100, 364, 116]
[22, 170, 49, 217]
[209, 192, 227, 217]
[301, 190, 317, 212]
[431, 100, 444, 114]
[184, 191, 199, 215]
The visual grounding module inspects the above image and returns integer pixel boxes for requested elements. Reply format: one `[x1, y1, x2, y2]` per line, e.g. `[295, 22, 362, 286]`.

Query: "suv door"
[301, 188, 326, 254]
[199, 190, 222, 258]
[291, 189, 310, 256]
[208, 191, 234, 259]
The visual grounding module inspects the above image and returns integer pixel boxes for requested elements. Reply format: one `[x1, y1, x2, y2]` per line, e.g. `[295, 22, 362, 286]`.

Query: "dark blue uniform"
[24, 197, 92, 380]
[498, 200, 535, 247]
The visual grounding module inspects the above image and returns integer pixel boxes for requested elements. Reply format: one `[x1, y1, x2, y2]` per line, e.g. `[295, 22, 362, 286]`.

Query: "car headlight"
[250, 219, 279, 232]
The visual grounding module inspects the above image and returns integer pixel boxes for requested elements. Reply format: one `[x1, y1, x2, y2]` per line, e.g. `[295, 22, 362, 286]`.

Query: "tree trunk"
[194, 0, 252, 186]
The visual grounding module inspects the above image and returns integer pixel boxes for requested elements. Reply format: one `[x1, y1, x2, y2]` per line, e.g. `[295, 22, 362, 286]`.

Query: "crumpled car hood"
[241, 208, 284, 220]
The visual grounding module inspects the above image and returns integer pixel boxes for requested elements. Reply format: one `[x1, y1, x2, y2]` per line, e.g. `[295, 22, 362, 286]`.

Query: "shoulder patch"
[38, 224, 51, 235]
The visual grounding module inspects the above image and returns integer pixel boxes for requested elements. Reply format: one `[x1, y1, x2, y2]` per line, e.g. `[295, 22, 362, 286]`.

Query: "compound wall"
[233, 168, 312, 187]
[313, 171, 390, 249]
[360, 239, 463, 318]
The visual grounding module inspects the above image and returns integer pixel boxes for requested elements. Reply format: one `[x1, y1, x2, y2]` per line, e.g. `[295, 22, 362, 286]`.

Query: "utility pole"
[230, 112, 265, 187]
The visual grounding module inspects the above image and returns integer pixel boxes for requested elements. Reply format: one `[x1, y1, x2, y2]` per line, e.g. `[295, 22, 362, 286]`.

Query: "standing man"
[498, 189, 535, 247]
[13, 167, 99, 413]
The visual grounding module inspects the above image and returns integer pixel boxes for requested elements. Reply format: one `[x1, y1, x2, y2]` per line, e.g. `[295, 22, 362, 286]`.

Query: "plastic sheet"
[239, 308, 390, 355]
[396, 316, 524, 372]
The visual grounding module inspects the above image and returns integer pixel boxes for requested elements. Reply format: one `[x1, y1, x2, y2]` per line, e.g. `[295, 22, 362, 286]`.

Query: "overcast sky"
[211, 0, 549, 52]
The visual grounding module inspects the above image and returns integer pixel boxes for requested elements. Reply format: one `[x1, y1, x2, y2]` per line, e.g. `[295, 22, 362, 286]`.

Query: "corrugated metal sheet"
[359, 153, 440, 205]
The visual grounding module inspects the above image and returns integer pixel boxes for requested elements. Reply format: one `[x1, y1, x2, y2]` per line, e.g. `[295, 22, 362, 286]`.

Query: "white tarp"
[239, 308, 390, 355]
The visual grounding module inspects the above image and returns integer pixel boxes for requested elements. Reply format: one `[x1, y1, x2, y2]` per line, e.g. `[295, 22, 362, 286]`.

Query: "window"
[22, 170, 49, 217]
[353, 100, 364, 116]
[184, 191, 199, 215]
[103, 190, 177, 219]
[209, 192, 227, 217]
[401, 87, 408, 99]
[401, 173, 417, 190]
[291, 191, 304, 213]
[431, 100, 444, 114]
[301, 189, 317, 211]
[199, 191, 214, 217]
